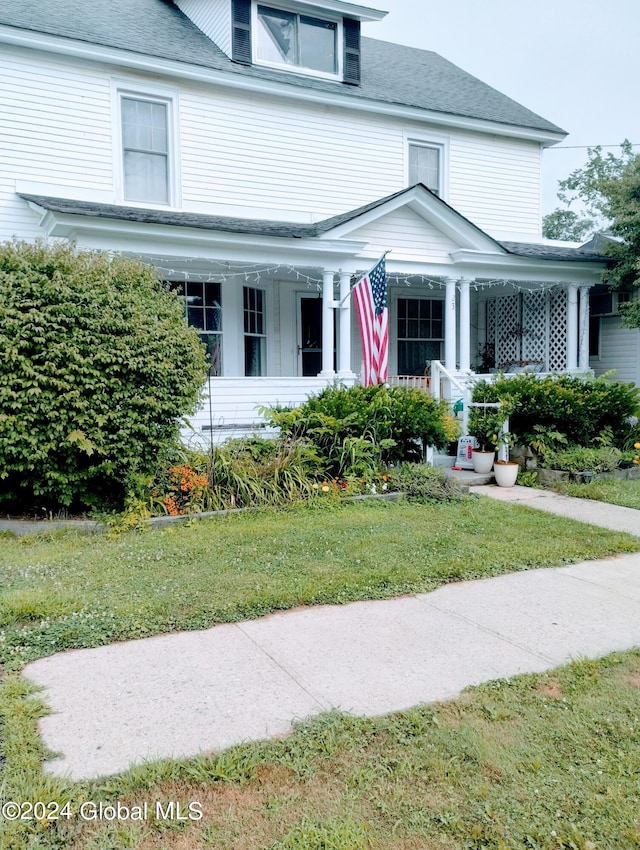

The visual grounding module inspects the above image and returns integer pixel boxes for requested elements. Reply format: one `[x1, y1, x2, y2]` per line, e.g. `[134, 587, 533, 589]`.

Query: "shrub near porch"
[265, 384, 458, 477]
[470, 373, 639, 453]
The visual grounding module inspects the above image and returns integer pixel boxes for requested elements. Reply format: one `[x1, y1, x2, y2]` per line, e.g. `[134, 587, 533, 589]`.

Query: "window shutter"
[232, 0, 252, 64]
[343, 18, 361, 85]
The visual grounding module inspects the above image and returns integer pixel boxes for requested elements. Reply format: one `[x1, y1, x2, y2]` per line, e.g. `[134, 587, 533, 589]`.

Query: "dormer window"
[257, 6, 337, 75]
[231, 0, 362, 84]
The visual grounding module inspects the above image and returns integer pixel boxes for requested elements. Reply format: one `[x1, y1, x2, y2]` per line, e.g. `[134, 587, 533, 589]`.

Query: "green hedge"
[471, 373, 639, 451]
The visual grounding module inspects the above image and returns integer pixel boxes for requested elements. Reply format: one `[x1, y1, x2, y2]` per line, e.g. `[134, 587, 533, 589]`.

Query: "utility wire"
[549, 143, 640, 150]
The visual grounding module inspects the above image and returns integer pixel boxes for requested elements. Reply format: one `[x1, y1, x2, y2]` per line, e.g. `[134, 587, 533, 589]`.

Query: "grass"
[2, 650, 640, 849]
[0, 498, 638, 671]
[552, 477, 640, 511]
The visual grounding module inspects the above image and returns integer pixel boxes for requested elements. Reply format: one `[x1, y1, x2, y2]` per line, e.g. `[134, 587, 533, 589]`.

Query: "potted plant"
[468, 403, 510, 474]
[489, 422, 521, 486]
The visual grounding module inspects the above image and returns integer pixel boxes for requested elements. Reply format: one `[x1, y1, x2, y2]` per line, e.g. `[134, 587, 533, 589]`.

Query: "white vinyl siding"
[1, 45, 544, 241]
[449, 132, 542, 236]
[180, 85, 542, 233]
[0, 46, 112, 240]
[347, 208, 458, 263]
[591, 317, 640, 385]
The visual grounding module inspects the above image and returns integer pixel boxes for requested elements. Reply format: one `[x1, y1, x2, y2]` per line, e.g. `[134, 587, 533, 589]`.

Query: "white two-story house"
[0, 0, 616, 440]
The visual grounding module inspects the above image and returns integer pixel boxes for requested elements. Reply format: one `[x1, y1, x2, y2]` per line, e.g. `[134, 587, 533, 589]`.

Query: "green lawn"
[2, 651, 640, 849]
[0, 497, 638, 671]
[552, 477, 640, 511]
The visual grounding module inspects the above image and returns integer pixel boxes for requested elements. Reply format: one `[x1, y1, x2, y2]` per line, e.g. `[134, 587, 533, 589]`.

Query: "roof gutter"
[0, 25, 566, 145]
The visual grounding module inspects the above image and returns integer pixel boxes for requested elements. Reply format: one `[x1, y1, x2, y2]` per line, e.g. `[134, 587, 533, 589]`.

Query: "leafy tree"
[0, 241, 208, 510]
[542, 209, 594, 242]
[543, 140, 640, 327]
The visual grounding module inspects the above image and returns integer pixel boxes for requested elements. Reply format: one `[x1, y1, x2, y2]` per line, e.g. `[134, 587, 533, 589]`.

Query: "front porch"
[183, 275, 597, 448]
[21, 187, 608, 448]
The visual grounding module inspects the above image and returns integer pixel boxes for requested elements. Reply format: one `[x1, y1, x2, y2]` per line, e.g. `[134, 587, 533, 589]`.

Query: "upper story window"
[231, 0, 361, 84]
[113, 82, 180, 207]
[121, 97, 170, 205]
[408, 142, 442, 196]
[256, 6, 337, 74]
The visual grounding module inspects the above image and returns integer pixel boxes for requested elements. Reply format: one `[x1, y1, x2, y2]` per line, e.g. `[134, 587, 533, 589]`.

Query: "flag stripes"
[352, 256, 389, 386]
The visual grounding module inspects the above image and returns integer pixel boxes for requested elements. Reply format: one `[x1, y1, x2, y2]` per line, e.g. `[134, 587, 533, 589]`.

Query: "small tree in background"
[543, 140, 640, 328]
[0, 241, 207, 511]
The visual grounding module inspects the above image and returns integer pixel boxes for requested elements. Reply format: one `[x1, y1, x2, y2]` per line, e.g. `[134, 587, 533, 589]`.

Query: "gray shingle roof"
[501, 242, 610, 263]
[0, 0, 565, 134]
[21, 194, 607, 264]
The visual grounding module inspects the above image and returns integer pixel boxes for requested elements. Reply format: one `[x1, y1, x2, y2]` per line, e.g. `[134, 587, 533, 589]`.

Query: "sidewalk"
[24, 484, 640, 781]
[474, 483, 640, 536]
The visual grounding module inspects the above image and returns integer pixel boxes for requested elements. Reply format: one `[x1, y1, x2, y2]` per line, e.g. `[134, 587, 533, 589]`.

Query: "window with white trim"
[170, 281, 223, 376]
[397, 298, 443, 375]
[408, 142, 442, 195]
[120, 95, 171, 205]
[256, 5, 338, 75]
[244, 286, 266, 376]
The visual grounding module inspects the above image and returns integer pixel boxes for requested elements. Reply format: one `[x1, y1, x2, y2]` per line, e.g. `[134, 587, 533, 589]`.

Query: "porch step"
[448, 468, 495, 486]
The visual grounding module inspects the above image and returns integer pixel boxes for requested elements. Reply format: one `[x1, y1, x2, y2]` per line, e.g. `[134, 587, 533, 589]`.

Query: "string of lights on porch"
[147, 257, 570, 294]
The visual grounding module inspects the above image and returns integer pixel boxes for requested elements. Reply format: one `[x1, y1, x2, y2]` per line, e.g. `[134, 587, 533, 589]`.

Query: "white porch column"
[320, 269, 336, 376]
[444, 277, 457, 372]
[578, 285, 590, 370]
[458, 278, 471, 372]
[566, 283, 579, 371]
[337, 271, 355, 378]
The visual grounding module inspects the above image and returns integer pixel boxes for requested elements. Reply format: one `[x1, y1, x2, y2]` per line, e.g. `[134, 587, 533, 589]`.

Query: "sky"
[362, 0, 639, 215]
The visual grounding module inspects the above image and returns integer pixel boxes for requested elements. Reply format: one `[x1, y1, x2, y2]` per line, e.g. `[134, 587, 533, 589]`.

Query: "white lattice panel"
[495, 294, 521, 366]
[487, 299, 496, 343]
[549, 288, 567, 371]
[522, 290, 547, 363]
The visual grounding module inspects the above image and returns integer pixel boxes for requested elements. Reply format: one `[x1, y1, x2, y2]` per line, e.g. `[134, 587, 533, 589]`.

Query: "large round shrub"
[0, 241, 207, 510]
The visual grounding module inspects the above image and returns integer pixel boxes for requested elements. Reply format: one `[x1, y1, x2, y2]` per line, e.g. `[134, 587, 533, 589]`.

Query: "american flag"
[352, 256, 388, 386]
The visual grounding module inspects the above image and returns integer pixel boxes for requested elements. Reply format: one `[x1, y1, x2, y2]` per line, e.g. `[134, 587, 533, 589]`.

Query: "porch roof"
[21, 192, 610, 265]
[501, 241, 609, 263]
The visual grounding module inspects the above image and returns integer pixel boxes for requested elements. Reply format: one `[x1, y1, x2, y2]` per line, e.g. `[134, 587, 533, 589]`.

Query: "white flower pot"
[493, 460, 519, 487]
[472, 449, 495, 474]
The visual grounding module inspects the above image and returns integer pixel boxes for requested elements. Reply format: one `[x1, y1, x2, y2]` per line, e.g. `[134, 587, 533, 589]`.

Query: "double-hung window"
[256, 6, 338, 75]
[244, 286, 266, 376]
[171, 281, 223, 376]
[397, 298, 443, 375]
[408, 141, 443, 196]
[120, 94, 172, 205]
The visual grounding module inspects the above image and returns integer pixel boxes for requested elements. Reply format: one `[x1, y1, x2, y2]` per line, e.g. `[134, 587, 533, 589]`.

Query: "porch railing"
[387, 375, 431, 391]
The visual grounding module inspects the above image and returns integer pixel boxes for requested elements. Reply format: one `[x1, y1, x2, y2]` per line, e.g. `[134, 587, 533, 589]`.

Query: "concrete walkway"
[474, 483, 640, 536]
[23, 486, 640, 782]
